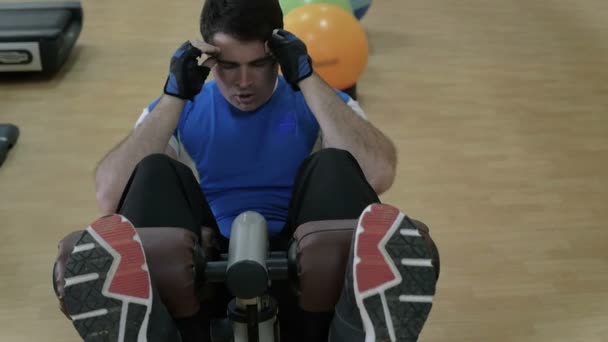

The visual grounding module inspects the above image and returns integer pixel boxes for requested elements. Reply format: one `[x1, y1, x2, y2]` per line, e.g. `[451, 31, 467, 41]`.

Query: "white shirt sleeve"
[134, 106, 180, 156]
[134, 106, 201, 182]
[347, 98, 368, 120]
[312, 96, 369, 152]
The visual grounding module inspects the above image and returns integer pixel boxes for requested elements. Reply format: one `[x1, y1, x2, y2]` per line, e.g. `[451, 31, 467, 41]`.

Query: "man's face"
[210, 33, 278, 112]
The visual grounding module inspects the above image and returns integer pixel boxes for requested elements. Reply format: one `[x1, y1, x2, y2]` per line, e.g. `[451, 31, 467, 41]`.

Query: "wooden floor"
[1, 0, 607, 341]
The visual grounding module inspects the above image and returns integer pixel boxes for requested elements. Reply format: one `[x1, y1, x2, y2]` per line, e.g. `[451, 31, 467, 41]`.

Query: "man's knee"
[133, 153, 190, 182]
[124, 154, 178, 188]
[308, 148, 358, 168]
[138, 153, 173, 169]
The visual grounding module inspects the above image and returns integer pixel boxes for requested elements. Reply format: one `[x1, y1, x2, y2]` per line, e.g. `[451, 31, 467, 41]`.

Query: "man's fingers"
[189, 39, 220, 56]
[272, 28, 287, 38]
[182, 39, 219, 69]
[268, 29, 297, 50]
[201, 55, 217, 69]
[271, 30, 284, 41]
[273, 29, 295, 40]
[267, 32, 283, 50]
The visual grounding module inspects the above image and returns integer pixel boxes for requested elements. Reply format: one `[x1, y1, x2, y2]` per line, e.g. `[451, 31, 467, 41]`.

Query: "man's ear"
[264, 40, 271, 55]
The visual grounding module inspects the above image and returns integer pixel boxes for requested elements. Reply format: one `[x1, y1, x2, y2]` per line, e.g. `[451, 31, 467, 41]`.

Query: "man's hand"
[163, 40, 219, 100]
[267, 29, 313, 90]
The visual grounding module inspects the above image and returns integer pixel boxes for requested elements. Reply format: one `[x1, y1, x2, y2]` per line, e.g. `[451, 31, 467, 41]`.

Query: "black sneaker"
[330, 204, 438, 342]
[63, 214, 181, 341]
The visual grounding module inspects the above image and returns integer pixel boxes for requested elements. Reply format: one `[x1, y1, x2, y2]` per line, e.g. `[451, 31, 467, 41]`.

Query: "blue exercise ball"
[350, 0, 372, 19]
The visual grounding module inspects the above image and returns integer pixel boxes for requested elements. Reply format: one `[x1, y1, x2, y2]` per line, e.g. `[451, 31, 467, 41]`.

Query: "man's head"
[200, 0, 284, 112]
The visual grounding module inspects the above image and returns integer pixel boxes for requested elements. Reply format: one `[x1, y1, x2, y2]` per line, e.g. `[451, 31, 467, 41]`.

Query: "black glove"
[267, 29, 313, 90]
[163, 41, 211, 100]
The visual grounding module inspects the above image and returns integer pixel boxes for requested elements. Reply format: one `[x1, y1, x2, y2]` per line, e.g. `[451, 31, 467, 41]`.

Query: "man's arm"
[95, 95, 185, 214]
[299, 74, 397, 194]
[268, 29, 397, 194]
[95, 40, 218, 214]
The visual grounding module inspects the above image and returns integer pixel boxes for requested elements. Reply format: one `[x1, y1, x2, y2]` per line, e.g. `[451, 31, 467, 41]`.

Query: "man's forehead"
[212, 33, 265, 49]
[209, 33, 272, 63]
[216, 54, 273, 64]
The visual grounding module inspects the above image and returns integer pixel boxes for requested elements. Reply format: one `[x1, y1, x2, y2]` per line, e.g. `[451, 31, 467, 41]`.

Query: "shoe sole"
[63, 214, 152, 342]
[353, 204, 436, 342]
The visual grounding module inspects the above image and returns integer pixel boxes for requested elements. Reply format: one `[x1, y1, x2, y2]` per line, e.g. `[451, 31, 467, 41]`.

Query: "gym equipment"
[53, 213, 438, 341]
[350, 0, 372, 19]
[0, 124, 20, 168]
[53, 218, 358, 341]
[0, 1, 83, 74]
[279, 0, 352, 16]
[284, 4, 369, 90]
[206, 212, 284, 341]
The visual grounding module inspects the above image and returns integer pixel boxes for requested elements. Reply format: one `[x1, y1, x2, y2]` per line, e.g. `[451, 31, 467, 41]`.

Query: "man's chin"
[232, 100, 259, 112]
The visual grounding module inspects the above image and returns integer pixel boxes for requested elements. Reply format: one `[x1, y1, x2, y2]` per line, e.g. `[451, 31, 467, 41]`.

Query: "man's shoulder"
[179, 81, 220, 117]
[192, 80, 218, 102]
[268, 76, 308, 109]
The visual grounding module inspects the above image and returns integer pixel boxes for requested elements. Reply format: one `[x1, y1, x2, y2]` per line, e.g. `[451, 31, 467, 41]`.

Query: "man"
[61, 0, 439, 341]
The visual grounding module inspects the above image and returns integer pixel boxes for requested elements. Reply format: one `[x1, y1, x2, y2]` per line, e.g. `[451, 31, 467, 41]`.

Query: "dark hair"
[200, 0, 284, 43]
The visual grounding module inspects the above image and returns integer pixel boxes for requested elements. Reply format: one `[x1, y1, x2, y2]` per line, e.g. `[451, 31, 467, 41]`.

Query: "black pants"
[116, 148, 380, 342]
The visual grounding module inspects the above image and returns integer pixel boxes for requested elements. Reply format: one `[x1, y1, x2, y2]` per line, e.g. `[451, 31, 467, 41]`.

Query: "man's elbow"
[371, 164, 396, 195]
[370, 146, 397, 194]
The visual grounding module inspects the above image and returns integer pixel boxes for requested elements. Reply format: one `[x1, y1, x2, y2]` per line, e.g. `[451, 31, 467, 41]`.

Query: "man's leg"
[280, 148, 381, 240]
[116, 153, 220, 241]
[275, 148, 381, 342]
[63, 214, 183, 342]
[328, 204, 440, 342]
[65, 154, 226, 342]
[117, 154, 233, 341]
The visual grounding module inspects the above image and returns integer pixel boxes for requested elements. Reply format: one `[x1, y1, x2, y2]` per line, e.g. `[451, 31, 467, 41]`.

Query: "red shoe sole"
[63, 214, 152, 341]
[353, 204, 436, 342]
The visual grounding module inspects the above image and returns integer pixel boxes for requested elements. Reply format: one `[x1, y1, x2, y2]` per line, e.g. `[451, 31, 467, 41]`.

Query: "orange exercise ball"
[284, 4, 369, 90]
